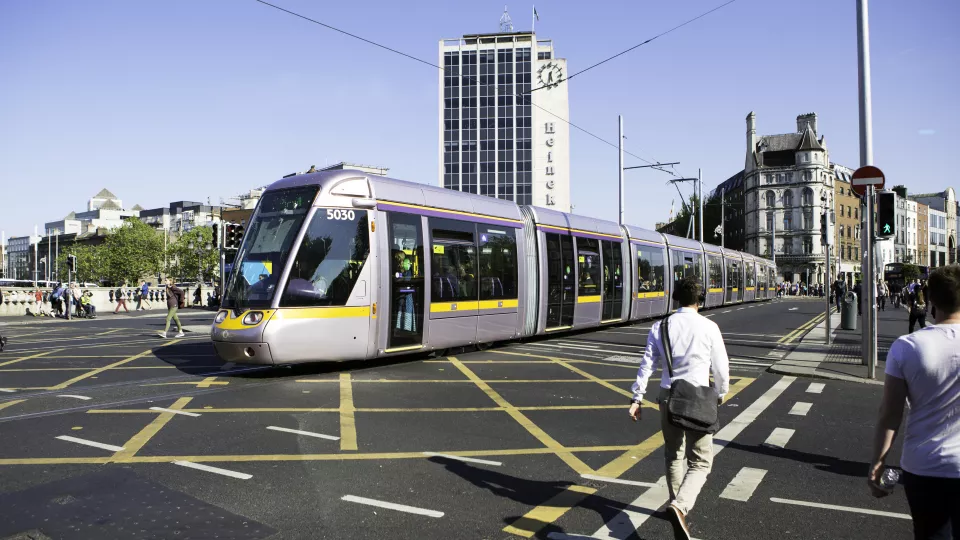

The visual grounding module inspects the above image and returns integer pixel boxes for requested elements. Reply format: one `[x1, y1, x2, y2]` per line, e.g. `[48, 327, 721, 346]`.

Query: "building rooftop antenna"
[499, 6, 514, 32]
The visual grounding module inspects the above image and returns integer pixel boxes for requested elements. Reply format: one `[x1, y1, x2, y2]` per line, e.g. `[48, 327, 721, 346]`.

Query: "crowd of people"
[1, 281, 222, 319]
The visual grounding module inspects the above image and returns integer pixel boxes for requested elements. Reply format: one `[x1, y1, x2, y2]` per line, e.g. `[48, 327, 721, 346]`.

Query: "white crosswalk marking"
[763, 428, 795, 449]
[591, 376, 796, 539]
[806, 382, 825, 394]
[719, 467, 767, 501]
[789, 402, 812, 416]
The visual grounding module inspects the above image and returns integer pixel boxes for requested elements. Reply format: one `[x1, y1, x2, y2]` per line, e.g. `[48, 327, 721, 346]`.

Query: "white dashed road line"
[267, 426, 340, 440]
[806, 382, 825, 394]
[149, 407, 201, 417]
[770, 498, 911, 519]
[719, 467, 767, 502]
[788, 307, 798, 311]
[55, 435, 125, 452]
[422, 452, 501, 466]
[58, 395, 91, 400]
[580, 474, 657, 488]
[341, 495, 444, 518]
[789, 402, 812, 416]
[763, 428, 795, 449]
[0, 389, 16, 393]
[172, 460, 252, 480]
[592, 376, 796, 538]
[722, 310, 732, 313]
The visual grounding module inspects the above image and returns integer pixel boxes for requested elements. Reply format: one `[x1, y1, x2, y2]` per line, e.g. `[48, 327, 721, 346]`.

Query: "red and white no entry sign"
[851, 165, 885, 198]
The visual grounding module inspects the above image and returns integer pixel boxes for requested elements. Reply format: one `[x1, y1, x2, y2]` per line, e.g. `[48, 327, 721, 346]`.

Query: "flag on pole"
[533, 6, 539, 20]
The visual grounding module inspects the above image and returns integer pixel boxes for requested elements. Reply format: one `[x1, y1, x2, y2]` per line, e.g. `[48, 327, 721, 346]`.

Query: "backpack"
[115, 287, 123, 298]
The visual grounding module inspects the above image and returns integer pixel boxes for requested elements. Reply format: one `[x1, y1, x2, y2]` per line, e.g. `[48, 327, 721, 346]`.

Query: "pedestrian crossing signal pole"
[857, 0, 877, 378]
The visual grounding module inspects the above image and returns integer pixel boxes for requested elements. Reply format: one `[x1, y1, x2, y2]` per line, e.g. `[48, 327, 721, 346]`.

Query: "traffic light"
[877, 191, 896, 239]
[212, 223, 220, 249]
[67, 255, 77, 272]
[224, 223, 237, 249]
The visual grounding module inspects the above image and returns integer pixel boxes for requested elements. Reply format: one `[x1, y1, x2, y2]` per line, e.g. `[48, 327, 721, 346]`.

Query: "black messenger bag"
[660, 315, 720, 434]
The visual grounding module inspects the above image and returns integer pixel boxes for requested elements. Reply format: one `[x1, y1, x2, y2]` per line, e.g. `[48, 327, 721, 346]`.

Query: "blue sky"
[2, 0, 957, 239]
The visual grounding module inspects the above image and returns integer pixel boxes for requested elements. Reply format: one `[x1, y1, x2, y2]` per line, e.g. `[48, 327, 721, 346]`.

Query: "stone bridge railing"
[0, 287, 219, 317]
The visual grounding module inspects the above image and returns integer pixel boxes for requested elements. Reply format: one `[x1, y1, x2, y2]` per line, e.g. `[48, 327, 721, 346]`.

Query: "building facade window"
[765, 191, 775, 208]
[783, 190, 793, 207]
[802, 187, 813, 206]
[783, 212, 793, 231]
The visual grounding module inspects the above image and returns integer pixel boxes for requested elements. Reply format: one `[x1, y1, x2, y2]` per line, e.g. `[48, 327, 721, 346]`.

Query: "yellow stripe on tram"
[274, 306, 371, 319]
[577, 295, 602, 304]
[636, 291, 666, 299]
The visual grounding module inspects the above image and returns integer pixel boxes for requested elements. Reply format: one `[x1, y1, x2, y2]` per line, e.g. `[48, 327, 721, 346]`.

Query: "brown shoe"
[667, 504, 691, 540]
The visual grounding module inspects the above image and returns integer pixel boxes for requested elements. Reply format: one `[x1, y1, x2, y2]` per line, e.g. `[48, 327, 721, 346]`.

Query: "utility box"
[841, 291, 858, 331]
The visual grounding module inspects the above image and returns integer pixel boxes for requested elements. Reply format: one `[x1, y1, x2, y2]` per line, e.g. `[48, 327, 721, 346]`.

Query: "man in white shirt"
[628, 278, 730, 540]
[870, 264, 960, 538]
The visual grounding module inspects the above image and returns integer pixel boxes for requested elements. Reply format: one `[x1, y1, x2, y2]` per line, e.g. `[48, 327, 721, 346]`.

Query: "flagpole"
[532, 5, 535, 32]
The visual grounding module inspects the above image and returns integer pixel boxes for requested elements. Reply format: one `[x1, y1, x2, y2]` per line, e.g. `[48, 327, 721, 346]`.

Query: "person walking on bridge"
[870, 264, 960, 539]
[628, 277, 730, 540]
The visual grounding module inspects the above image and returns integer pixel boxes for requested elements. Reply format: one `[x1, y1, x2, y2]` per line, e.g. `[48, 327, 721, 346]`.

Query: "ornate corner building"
[742, 112, 839, 285]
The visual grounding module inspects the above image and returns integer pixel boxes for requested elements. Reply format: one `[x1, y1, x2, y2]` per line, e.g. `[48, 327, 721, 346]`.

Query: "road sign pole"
[618, 115, 624, 226]
[857, 0, 877, 378]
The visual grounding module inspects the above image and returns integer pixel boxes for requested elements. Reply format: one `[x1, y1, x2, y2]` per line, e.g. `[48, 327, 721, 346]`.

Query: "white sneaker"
[175, 332, 185, 338]
[158, 332, 167, 338]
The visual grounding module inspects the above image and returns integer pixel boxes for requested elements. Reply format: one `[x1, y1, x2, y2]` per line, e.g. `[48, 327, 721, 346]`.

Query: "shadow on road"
[724, 440, 868, 477]
[427, 456, 663, 540]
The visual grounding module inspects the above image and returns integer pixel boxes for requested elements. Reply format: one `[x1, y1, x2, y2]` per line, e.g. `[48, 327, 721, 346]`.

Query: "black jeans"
[905, 471, 960, 539]
[910, 311, 928, 333]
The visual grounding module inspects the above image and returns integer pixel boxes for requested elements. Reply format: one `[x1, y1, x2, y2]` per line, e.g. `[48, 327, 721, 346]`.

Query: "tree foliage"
[902, 263, 921, 282]
[165, 226, 219, 283]
[102, 219, 165, 285]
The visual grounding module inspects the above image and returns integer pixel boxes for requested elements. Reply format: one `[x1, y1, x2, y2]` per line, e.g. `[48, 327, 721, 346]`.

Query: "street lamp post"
[187, 242, 213, 284]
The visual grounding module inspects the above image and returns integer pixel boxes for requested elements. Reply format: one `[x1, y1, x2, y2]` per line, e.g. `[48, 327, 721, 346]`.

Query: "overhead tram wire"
[525, 0, 739, 94]
[252, 0, 675, 173]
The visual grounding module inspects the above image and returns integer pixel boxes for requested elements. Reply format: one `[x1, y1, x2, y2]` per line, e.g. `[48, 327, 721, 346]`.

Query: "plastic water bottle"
[879, 468, 901, 491]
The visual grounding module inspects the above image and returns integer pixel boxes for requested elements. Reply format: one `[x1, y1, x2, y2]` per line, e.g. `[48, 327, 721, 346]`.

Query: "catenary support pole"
[721, 188, 725, 248]
[618, 115, 624, 226]
[698, 168, 704, 242]
[858, 0, 876, 377]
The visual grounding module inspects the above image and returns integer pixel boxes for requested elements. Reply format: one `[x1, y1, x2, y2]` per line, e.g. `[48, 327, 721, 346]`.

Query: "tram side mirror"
[283, 278, 326, 302]
[351, 198, 376, 209]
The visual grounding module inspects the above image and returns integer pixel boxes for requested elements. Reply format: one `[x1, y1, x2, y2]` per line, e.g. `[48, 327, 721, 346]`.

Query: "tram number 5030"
[326, 209, 356, 221]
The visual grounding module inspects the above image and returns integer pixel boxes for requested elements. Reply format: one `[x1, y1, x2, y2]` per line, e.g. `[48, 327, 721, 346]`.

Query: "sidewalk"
[769, 303, 913, 385]
[0, 307, 216, 327]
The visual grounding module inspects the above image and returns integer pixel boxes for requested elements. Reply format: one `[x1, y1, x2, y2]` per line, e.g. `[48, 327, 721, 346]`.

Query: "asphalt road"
[0, 300, 911, 540]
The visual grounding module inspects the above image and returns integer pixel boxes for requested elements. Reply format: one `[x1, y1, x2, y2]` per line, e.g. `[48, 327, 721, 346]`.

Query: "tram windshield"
[222, 186, 318, 311]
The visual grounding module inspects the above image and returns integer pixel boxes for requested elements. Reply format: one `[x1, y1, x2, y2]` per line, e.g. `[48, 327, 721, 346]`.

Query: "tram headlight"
[242, 311, 264, 325]
[214, 311, 227, 324]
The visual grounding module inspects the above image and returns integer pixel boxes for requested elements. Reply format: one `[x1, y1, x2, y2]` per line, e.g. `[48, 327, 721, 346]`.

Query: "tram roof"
[265, 170, 523, 223]
[524, 207, 625, 239]
[662, 234, 703, 253]
[621, 224, 667, 245]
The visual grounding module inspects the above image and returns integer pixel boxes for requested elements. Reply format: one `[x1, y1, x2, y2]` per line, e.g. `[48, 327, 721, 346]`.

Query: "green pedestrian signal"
[876, 191, 896, 238]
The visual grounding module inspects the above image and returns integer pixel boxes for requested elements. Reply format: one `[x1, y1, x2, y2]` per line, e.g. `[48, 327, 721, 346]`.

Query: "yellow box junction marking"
[778, 311, 828, 344]
[503, 485, 598, 538]
[339, 373, 358, 451]
[448, 356, 593, 476]
[111, 397, 193, 463]
[0, 400, 26, 414]
[51, 340, 183, 390]
[0, 348, 64, 368]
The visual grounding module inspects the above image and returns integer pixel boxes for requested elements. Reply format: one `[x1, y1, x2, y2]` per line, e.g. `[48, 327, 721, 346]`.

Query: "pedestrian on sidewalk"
[834, 278, 847, 312]
[854, 280, 863, 317]
[51, 282, 64, 317]
[628, 277, 730, 540]
[62, 283, 75, 320]
[138, 280, 151, 311]
[870, 264, 960, 539]
[878, 281, 888, 312]
[909, 288, 928, 333]
[114, 284, 130, 313]
[160, 278, 185, 339]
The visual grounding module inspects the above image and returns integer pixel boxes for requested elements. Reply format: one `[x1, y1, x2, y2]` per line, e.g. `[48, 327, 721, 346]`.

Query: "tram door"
[545, 233, 575, 329]
[386, 213, 425, 350]
[601, 240, 623, 321]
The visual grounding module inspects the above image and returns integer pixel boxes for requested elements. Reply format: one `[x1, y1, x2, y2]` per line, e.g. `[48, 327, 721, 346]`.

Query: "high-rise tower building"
[439, 22, 570, 210]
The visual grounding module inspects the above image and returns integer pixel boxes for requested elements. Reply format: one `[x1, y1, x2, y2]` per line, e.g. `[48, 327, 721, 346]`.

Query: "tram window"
[708, 256, 723, 290]
[577, 238, 601, 297]
[727, 262, 740, 288]
[223, 186, 317, 309]
[478, 227, 517, 300]
[636, 245, 665, 292]
[280, 209, 370, 307]
[746, 264, 756, 287]
[430, 218, 477, 302]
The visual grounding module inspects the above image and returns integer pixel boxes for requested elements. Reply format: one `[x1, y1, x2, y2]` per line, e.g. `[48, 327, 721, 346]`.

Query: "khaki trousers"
[659, 387, 714, 515]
